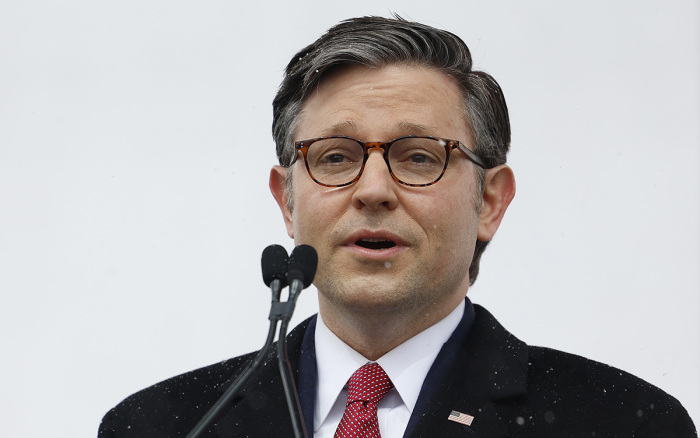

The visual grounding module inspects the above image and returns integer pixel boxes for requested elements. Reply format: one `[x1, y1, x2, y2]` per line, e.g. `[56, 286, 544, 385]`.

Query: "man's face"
[273, 64, 484, 323]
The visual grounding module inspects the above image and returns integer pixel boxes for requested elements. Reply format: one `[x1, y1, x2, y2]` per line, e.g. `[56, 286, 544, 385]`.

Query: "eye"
[406, 151, 436, 165]
[392, 147, 441, 167]
[320, 151, 353, 165]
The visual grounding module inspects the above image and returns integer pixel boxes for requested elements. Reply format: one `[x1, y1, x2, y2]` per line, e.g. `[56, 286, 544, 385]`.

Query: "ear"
[269, 165, 294, 239]
[477, 164, 516, 241]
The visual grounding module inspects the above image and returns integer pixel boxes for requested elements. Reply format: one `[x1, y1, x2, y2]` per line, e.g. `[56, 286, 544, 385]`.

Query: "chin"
[320, 278, 421, 313]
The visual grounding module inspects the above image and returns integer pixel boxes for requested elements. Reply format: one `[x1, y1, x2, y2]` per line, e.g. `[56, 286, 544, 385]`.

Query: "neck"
[318, 294, 464, 361]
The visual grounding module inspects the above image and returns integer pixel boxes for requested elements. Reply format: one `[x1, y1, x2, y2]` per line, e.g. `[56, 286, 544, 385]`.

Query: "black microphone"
[267, 244, 317, 321]
[286, 244, 317, 292]
[262, 244, 289, 304]
[262, 244, 289, 287]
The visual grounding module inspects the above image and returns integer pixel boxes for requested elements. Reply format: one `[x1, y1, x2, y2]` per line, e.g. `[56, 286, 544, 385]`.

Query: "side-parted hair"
[272, 16, 511, 285]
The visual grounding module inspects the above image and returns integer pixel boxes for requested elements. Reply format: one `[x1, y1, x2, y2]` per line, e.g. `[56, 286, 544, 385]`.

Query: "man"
[99, 16, 696, 437]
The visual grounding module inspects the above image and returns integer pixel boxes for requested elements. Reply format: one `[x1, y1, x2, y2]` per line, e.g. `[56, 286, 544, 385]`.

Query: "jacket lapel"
[407, 305, 529, 437]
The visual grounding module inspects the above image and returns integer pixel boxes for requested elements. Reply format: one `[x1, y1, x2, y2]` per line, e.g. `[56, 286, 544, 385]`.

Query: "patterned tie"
[334, 362, 394, 438]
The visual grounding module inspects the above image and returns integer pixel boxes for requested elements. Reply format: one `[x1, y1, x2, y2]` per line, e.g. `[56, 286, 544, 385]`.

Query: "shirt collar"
[314, 302, 464, 429]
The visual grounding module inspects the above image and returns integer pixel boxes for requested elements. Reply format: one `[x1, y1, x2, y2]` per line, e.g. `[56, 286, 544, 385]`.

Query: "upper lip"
[344, 229, 407, 247]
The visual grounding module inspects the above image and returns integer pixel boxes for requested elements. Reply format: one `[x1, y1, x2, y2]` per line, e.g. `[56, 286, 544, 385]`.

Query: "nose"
[351, 148, 399, 210]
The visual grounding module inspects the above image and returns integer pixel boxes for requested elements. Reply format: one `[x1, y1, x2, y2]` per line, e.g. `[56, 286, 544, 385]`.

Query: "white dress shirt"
[313, 302, 464, 438]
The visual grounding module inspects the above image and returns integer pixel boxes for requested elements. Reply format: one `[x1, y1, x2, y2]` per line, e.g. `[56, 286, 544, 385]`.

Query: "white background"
[1, 1, 698, 436]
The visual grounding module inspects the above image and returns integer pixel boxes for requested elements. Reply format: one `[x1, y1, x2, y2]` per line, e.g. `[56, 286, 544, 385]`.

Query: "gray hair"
[271, 16, 511, 285]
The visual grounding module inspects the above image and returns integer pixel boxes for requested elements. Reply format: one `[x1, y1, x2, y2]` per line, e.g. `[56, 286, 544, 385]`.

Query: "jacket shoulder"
[98, 316, 315, 437]
[468, 305, 695, 436]
[522, 345, 696, 436]
[98, 353, 254, 437]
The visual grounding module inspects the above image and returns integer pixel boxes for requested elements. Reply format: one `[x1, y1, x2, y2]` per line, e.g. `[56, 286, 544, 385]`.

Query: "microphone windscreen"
[261, 244, 289, 286]
[287, 244, 318, 288]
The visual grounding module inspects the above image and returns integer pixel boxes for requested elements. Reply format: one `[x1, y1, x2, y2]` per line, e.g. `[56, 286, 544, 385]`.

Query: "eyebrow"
[319, 121, 361, 137]
[395, 121, 439, 136]
[317, 121, 440, 139]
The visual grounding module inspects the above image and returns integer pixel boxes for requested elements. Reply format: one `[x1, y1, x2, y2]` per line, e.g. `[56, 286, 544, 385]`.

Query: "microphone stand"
[184, 278, 284, 438]
[185, 244, 315, 438]
[275, 279, 308, 438]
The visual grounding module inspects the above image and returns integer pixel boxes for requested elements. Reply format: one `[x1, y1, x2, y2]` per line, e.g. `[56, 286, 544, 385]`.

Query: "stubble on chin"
[316, 261, 448, 320]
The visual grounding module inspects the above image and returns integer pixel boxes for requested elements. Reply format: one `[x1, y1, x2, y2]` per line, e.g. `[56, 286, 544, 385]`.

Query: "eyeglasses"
[292, 135, 486, 187]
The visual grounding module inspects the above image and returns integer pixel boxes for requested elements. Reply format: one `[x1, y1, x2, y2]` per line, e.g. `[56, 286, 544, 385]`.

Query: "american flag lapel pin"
[448, 410, 475, 426]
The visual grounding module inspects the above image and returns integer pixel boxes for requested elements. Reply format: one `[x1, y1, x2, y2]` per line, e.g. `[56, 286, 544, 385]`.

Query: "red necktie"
[334, 362, 394, 438]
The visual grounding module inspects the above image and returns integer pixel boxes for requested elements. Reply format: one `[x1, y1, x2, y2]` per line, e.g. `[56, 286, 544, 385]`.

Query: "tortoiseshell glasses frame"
[291, 135, 486, 188]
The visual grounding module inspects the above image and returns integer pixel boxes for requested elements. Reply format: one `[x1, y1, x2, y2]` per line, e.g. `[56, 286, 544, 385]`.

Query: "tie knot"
[347, 362, 393, 405]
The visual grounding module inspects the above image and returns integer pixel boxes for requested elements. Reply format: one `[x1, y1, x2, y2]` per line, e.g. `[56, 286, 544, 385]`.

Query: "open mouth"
[355, 239, 397, 250]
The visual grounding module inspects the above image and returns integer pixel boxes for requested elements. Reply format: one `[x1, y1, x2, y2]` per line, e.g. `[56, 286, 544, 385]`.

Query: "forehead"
[295, 63, 470, 142]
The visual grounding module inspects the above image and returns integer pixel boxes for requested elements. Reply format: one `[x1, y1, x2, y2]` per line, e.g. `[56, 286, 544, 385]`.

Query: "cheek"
[290, 189, 344, 244]
[428, 189, 479, 257]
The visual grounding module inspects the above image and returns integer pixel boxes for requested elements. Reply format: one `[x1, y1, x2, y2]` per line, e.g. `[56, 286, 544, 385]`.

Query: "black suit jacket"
[99, 304, 696, 437]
